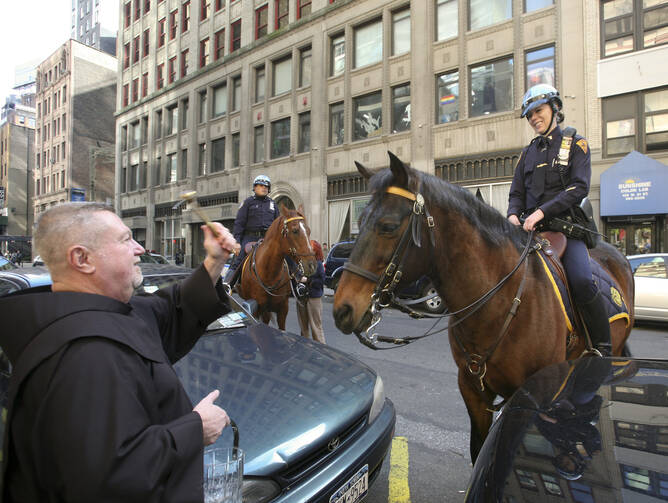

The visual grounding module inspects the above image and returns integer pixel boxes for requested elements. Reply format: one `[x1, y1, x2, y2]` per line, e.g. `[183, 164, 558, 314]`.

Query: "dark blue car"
[325, 240, 445, 314]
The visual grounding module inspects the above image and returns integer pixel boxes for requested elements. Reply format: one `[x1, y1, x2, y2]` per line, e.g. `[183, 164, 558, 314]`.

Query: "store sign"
[601, 151, 668, 216]
[70, 188, 86, 202]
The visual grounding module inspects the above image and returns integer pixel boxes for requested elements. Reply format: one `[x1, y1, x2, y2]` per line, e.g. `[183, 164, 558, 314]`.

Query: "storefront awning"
[600, 150, 668, 216]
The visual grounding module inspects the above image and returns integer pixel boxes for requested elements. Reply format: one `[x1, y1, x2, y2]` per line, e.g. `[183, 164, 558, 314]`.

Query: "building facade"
[115, 0, 668, 265]
[72, 0, 119, 55]
[34, 40, 118, 221]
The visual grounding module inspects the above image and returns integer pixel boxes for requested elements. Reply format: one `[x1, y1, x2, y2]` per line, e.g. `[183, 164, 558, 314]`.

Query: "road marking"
[389, 436, 411, 503]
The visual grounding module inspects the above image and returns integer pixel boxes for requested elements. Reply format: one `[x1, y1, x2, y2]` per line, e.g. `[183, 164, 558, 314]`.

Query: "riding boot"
[579, 291, 612, 356]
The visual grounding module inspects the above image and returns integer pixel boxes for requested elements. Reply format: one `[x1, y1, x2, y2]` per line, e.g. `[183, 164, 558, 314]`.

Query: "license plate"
[329, 464, 369, 503]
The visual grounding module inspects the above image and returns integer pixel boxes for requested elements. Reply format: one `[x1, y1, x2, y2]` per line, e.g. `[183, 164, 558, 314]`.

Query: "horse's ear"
[297, 204, 305, 216]
[388, 151, 409, 188]
[355, 161, 374, 180]
[279, 203, 289, 217]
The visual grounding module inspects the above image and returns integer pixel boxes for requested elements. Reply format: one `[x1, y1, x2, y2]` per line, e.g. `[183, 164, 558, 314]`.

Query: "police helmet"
[552, 452, 585, 481]
[521, 84, 563, 118]
[253, 174, 271, 191]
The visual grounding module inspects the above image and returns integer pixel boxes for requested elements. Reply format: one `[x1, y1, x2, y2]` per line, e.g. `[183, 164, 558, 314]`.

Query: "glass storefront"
[606, 219, 658, 256]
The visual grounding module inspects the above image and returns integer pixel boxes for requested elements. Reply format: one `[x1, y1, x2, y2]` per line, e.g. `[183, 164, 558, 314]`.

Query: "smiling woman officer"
[506, 84, 612, 356]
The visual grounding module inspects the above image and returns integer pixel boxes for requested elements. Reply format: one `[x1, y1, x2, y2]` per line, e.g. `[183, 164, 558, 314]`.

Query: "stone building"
[72, 0, 119, 55]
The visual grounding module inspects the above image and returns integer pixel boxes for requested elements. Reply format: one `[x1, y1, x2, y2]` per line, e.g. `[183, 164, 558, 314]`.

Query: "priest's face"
[90, 212, 145, 302]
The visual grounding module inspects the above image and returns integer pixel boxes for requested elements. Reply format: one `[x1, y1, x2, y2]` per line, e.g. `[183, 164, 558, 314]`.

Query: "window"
[331, 34, 345, 76]
[620, 464, 668, 499]
[645, 87, 668, 151]
[167, 154, 177, 183]
[200, 0, 209, 21]
[256, 5, 268, 39]
[181, 49, 189, 77]
[180, 149, 188, 178]
[271, 118, 291, 158]
[142, 72, 148, 97]
[169, 10, 178, 39]
[143, 29, 150, 56]
[215, 0, 223, 11]
[515, 469, 538, 491]
[232, 76, 241, 112]
[158, 17, 166, 47]
[155, 110, 162, 138]
[526, 0, 553, 12]
[354, 19, 382, 68]
[122, 83, 129, 106]
[330, 102, 344, 145]
[298, 0, 311, 18]
[131, 120, 141, 148]
[540, 474, 563, 496]
[436, 0, 458, 40]
[232, 133, 240, 167]
[254, 125, 265, 162]
[124, 2, 131, 27]
[273, 56, 292, 96]
[470, 57, 513, 117]
[214, 28, 225, 60]
[132, 78, 139, 102]
[134, 0, 141, 20]
[141, 116, 148, 144]
[166, 104, 178, 135]
[123, 43, 130, 68]
[121, 167, 127, 194]
[601, 0, 668, 57]
[199, 89, 207, 122]
[353, 91, 382, 140]
[182, 1, 190, 32]
[255, 66, 265, 102]
[470, 0, 511, 30]
[392, 9, 410, 55]
[211, 137, 225, 172]
[144, 0, 150, 14]
[300, 46, 311, 87]
[525, 45, 555, 89]
[129, 164, 138, 191]
[168, 56, 176, 83]
[157, 63, 164, 89]
[181, 99, 189, 130]
[568, 481, 594, 503]
[199, 37, 210, 68]
[436, 71, 459, 123]
[298, 112, 310, 152]
[392, 84, 410, 133]
[231, 19, 241, 51]
[213, 83, 227, 117]
[133, 36, 140, 63]
[275, 0, 288, 29]
[154, 156, 161, 186]
[198, 143, 207, 175]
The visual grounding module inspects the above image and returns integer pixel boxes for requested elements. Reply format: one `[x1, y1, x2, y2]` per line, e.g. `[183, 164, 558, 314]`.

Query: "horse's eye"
[377, 221, 399, 234]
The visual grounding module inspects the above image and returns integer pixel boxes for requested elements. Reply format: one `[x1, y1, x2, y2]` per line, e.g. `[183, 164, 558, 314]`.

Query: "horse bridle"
[343, 184, 538, 393]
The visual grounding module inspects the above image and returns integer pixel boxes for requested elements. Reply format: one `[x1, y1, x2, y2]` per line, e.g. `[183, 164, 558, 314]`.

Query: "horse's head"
[278, 204, 317, 277]
[333, 151, 433, 335]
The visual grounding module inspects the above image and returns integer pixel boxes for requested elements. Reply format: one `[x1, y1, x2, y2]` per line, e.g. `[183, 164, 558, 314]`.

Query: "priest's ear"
[66, 245, 96, 274]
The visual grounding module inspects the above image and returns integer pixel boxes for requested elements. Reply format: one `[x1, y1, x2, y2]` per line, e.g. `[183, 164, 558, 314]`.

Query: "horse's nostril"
[333, 303, 353, 333]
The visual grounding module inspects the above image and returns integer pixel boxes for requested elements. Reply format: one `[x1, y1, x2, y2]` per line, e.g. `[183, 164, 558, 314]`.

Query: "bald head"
[33, 202, 116, 275]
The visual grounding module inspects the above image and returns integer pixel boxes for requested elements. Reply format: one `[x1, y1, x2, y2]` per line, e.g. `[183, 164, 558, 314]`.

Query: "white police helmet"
[521, 84, 562, 118]
[253, 174, 271, 191]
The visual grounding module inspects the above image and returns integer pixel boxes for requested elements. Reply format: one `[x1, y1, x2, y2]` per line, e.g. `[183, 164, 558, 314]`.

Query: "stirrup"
[580, 347, 603, 358]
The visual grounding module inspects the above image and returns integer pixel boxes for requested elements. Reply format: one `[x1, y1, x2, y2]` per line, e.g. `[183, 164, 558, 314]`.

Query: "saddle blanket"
[536, 251, 630, 332]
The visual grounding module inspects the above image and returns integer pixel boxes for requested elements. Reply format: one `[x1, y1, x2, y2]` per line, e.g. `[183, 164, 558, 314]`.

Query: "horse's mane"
[367, 167, 528, 251]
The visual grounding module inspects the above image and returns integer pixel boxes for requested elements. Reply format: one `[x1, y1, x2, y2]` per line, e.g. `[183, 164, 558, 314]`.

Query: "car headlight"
[242, 478, 281, 503]
[368, 375, 385, 424]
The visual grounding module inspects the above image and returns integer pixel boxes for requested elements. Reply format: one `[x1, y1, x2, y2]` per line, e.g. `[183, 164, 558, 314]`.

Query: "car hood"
[466, 357, 668, 502]
[173, 323, 377, 477]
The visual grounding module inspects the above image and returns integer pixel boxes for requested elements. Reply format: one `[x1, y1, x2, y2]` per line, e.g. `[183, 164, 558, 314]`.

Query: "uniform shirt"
[232, 194, 280, 243]
[507, 126, 591, 220]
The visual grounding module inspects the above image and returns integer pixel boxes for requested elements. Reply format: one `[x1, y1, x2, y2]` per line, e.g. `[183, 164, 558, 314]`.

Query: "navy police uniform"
[230, 194, 280, 273]
[507, 126, 597, 303]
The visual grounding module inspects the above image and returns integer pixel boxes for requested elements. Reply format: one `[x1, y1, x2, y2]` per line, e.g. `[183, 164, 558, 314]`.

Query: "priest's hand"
[202, 223, 239, 284]
[194, 389, 230, 446]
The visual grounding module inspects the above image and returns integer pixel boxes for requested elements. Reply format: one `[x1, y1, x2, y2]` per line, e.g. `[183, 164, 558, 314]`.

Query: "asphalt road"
[283, 293, 668, 503]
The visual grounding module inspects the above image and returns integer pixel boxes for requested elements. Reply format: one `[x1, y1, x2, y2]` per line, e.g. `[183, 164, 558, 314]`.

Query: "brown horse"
[333, 152, 634, 462]
[237, 205, 317, 330]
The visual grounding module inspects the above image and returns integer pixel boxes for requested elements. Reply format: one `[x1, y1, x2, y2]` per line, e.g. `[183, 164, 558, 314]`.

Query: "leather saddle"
[244, 240, 261, 254]
[538, 231, 567, 259]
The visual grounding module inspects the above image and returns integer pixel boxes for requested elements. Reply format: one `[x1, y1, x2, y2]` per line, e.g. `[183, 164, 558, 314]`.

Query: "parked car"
[0, 256, 16, 271]
[627, 253, 668, 322]
[324, 240, 446, 314]
[465, 356, 665, 502]
[0, 264, 396, 503]
[139, 252, 170, 264]
[32, 255, 44, 267]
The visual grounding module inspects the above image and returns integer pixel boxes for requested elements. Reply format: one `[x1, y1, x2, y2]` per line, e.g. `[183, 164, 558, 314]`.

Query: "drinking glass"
[203, 447, 244, 503]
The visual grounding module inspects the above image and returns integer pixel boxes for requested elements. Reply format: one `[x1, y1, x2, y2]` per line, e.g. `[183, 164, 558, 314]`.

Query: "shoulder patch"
[576, 139, 588, 154]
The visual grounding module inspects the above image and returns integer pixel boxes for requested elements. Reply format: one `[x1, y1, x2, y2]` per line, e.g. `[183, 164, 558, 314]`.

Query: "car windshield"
[139, 254, 159, 263]
[0, 257, 16, 271]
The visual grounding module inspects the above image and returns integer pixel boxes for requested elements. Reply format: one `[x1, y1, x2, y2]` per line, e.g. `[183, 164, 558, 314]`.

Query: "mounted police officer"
[225, 175, 280, 283]
[507, 84, 611, 356]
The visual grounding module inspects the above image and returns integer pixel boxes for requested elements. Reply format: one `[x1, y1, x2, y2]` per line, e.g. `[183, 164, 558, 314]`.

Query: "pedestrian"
[322, 242, 328, 259]
[296, 240, 326, 344]
[507, 83, 611, 356]
[0, 202, 239, 502]
[225, 174, 280, 283]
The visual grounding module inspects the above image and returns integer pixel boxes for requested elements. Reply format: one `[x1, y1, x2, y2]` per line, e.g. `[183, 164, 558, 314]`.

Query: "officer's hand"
[508, 215, 521, 226]
[523, 209, 545, 232]
[194, 390, 230, 446]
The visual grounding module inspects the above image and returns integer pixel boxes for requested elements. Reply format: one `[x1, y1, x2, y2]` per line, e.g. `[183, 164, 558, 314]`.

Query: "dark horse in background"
[333, 152, 634, 462]
[237, 205, 316, 330]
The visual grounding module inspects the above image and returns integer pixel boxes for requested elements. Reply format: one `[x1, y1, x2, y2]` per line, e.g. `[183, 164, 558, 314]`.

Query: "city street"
[284, 294, 668, 503]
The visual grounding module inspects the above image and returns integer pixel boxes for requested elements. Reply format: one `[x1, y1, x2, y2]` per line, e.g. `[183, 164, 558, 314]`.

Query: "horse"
[237, 205, 317, 330]
[332, 151, 634, 462]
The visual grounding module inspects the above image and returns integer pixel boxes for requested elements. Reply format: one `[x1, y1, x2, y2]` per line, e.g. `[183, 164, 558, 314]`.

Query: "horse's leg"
[277, 299, 289, 331]
[261, 308, 272, 326]
[458, 369, 495, 464]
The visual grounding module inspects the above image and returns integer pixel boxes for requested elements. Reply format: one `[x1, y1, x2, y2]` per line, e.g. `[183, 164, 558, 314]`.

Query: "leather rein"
[342, 185, 538, 392]
[250, 215, 315, 297]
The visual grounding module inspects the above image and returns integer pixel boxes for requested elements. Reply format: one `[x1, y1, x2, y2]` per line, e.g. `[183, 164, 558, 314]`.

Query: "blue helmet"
[521, 84, 562, 118]
[253, 174, 271, 191]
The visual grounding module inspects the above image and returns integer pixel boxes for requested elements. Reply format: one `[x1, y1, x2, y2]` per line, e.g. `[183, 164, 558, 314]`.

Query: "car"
[0, 256, 17, 272]
[139, 252, 170, 264]
[0, 264, 396, 503]
[324, 240, 446, 314]
[465, 356, 666, 502]
[627, 253, 668, 322]
[32, 255, 44, 267]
